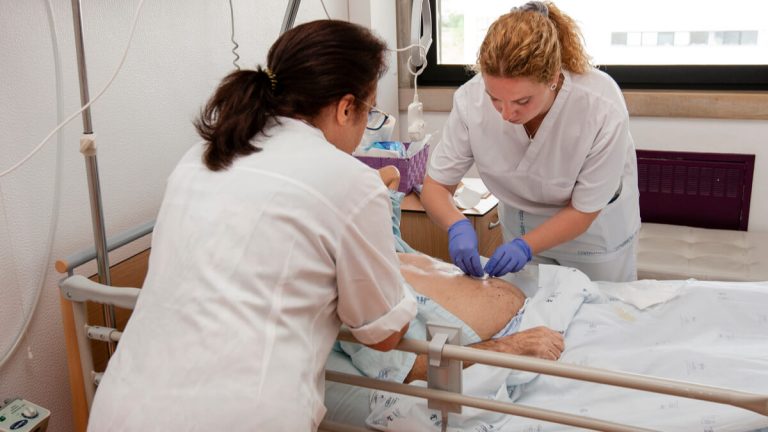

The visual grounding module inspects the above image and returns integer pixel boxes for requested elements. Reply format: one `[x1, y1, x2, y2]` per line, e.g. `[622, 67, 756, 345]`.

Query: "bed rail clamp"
[428, 333, 448, 367]
[59, 275, 140, 309]
[86, 325, 122, 343]
[426, 322, 463, 424]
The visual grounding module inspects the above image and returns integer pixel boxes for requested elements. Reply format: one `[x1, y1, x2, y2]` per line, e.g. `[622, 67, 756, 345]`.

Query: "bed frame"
[56, 222, 768, 432]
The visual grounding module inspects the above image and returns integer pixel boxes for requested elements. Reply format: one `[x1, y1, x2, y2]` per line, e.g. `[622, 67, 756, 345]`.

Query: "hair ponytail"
[194, 67, 278, 171]
[195, 20, 387, 172]
[545, 2, 591, 74]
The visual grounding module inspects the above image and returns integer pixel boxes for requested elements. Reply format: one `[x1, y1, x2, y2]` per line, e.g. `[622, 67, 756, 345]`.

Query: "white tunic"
[88, 118, 417, 431]
[429, 70, 640, 263]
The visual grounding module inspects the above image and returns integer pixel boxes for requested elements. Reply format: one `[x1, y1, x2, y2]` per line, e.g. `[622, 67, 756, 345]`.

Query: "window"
[420, 0, 768, 90]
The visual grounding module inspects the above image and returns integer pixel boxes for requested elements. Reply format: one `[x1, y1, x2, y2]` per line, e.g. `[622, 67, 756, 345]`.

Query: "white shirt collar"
[275, 116, 326, 141]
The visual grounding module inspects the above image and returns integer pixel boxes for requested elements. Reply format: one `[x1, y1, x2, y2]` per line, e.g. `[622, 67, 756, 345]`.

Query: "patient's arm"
[404, 327, 565, 383]
[368, 323, 410, 352]
[397, 252, 565, 383]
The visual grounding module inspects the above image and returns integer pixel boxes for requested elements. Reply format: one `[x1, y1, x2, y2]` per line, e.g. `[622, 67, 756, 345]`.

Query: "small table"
[400, 179, 503, 261]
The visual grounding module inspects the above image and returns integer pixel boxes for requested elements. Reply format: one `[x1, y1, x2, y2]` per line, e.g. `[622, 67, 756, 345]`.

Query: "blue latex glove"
[484, 238, 532, 277]
[447, 219, 484, 277]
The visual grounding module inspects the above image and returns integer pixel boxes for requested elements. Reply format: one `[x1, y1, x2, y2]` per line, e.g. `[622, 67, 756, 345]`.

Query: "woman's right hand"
[447, 219, 484, 277]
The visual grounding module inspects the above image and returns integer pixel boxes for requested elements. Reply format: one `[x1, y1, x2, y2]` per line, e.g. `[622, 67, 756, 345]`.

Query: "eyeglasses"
[358, 99, 390, 131]
[367, 106, 390, 131]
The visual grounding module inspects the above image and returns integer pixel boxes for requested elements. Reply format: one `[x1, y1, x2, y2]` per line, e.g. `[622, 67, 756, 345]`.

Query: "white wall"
[350, 0, 400, 127]
[7, 1, 763, 429]
[0, 1, 347, 430]
[405, 111, 768, 232]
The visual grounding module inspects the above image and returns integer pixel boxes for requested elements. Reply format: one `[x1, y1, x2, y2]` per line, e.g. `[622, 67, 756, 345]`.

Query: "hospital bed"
[56, 221, 768, 432]
[323, 266, 768, 431]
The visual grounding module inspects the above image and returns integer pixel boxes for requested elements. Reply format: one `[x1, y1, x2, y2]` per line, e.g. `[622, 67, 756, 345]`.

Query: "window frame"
[419, 0, 768, 90]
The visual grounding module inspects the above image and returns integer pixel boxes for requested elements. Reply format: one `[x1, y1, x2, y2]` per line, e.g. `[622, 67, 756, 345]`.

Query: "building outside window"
[425, 0, 768, 89]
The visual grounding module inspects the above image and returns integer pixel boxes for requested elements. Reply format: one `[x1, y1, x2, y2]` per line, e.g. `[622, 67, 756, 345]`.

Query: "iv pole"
[70, 0, 117, 355]
[281, 0, 301, 34]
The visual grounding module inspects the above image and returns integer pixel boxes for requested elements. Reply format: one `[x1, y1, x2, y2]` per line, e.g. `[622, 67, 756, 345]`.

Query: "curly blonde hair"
[474, 1, 591, 83]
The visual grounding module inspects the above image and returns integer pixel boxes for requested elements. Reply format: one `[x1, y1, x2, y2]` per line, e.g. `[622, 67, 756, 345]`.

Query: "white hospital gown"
[88, 117, 417, 431]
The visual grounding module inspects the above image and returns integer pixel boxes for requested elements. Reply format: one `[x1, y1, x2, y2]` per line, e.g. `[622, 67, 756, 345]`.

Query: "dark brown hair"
[195, 20, 388, 171]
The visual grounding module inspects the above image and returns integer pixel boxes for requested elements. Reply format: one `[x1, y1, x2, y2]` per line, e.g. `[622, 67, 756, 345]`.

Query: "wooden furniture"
[399, 179, 502, 261]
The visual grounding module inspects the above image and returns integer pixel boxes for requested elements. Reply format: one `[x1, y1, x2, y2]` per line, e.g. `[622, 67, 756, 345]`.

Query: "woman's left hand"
[484, 238, 532, 277]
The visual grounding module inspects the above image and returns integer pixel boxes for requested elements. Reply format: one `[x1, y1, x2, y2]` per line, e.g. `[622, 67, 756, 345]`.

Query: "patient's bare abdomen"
[398, 253, 526, 340]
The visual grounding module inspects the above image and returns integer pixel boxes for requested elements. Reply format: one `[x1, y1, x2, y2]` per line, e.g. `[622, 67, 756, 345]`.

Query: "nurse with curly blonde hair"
[421, 1, 640, 282]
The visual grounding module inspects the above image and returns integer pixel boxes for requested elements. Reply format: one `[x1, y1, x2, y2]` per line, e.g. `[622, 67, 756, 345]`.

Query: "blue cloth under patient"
[336, 289, 530, 384]
[338, 285, 484, 383]
[389, 190, 417, 254]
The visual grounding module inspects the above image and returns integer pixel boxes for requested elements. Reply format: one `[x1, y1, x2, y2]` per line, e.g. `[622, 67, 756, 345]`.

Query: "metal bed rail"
[56, 220, 154, 419]
[327, 327, 768, 431]
[59, 276, 141, 408]
[59, 270, 768, 431]
[55, 219, 155, 276]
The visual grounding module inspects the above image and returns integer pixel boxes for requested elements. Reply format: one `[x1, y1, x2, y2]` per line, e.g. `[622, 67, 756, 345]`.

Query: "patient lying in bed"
[334, 170, 768, 430]
[339, 168, 563, 383]
[397, 253, 563, 382]
[339, 249, 564, 385]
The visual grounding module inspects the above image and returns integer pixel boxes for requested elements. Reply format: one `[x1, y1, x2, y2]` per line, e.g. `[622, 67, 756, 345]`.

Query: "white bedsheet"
[328, 265, 768, 432]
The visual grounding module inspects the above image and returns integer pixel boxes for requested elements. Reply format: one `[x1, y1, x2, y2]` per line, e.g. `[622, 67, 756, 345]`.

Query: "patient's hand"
[404, 327, 564, 383]
[479, 327, 565, 361]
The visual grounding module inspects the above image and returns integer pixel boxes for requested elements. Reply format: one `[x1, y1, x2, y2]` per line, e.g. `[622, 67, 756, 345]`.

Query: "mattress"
[638, 222, 768, 282]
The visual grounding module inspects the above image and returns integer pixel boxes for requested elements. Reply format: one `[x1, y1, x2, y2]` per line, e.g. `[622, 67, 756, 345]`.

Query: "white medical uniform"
[429, 70, 641, 282]
[88, 117, 417, 431]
